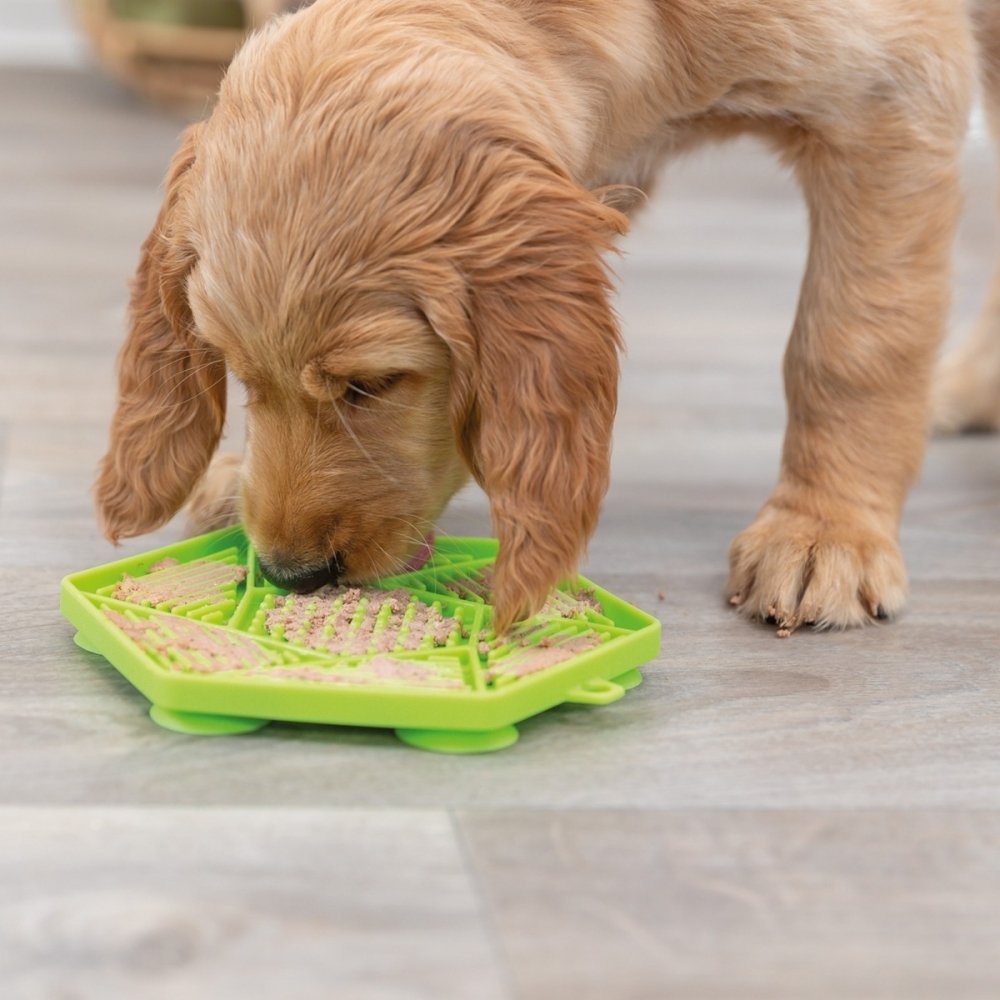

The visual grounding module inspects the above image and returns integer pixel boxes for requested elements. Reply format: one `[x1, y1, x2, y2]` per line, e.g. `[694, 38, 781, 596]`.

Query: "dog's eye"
[343, 372, 406, 405]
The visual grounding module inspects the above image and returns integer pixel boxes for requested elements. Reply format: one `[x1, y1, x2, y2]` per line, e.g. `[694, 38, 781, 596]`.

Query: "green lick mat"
[61, 527, 661, 753]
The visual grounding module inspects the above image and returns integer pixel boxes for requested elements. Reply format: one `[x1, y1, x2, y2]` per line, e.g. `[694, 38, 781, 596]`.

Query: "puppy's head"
[95, 26, 626, 631]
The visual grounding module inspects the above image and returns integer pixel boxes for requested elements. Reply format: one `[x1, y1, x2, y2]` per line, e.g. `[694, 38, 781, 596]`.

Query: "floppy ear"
[424, 152, 628, 632]
[95, 123, 227, 542]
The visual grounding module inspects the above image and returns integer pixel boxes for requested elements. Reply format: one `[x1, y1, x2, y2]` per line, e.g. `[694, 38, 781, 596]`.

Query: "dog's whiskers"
[158, 371, 229, 410]
[341, 385, 421, 413]
[370, 538, 405, 576]
[139, 360, 221, 397]
[327, 390, 401, 487]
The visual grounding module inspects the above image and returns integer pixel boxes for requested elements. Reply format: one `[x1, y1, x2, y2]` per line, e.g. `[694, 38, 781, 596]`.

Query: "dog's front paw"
[184, 452, 243, 535]
[727, 500, 908, 635]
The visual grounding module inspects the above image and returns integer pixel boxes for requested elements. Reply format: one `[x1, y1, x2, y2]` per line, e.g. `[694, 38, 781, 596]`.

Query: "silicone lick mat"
[60, 527, 661, 753]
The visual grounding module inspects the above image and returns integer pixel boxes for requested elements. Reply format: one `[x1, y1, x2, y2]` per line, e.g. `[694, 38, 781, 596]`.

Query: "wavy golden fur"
[97, 0, 990, 633]
[935, 0, 1000, 434]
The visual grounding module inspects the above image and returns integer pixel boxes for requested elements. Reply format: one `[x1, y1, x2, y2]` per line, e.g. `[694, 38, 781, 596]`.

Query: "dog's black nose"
[259, 554, 343, 593]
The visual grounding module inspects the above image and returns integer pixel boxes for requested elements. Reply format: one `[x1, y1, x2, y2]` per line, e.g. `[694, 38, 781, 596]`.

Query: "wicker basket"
[71, 0, 300, 110]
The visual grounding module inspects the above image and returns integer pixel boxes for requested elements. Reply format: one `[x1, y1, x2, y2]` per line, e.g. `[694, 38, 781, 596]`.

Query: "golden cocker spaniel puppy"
[97, 0, 991, 634]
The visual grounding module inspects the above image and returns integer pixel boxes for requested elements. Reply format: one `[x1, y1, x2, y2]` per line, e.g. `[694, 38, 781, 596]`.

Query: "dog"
[96, 0, 988, 635]
[935, 1, 1000, 435]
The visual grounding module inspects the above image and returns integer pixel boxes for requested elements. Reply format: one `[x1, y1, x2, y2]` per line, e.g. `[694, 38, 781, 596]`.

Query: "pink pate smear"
[264, 584, 461, 656]
[484, 633, 604, 682]
[252, 656, 463, 689]
[111, 558, 247, 608]
[445, 570, 603, 620]
[103, 541, 610, 691]
[104, 608, 271, 672]
[105, 608, 465, 688]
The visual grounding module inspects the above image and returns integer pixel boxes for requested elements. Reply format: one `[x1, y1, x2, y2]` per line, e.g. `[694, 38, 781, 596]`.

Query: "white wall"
[0, 0, 85, 64]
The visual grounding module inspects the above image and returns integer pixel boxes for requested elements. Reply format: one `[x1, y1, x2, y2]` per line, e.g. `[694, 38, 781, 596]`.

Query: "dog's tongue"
[402, 531, 435, 573]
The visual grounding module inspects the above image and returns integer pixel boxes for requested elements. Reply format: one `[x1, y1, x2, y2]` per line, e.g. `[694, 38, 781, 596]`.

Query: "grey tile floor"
[1, 38, 999, 1000]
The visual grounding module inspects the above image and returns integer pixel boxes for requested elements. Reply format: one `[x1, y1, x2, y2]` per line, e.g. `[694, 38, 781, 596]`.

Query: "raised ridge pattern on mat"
[91, 544, 620, 692]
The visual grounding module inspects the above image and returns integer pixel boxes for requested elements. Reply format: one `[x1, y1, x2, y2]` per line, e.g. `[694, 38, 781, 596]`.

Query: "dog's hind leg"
[933, 0, 1000, 434]
[729, 24, 972, 631]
